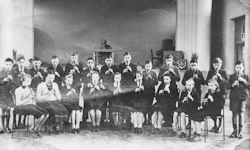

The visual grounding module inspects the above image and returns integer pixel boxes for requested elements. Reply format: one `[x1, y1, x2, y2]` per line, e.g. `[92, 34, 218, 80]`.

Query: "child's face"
[145, 63, 152, 71]
[114, 74, 121, 82]
[87, 59, 95, 68]
[46, 74, 55, 83]
[208, 82, 216, 92]
[22, 77, 32, 87]
[51, 58, 59, 66]
[105, 58, 112, 66]
[33, 60, 41, 68]
[185, 80, 194, 91]
[235, 64, 244, 73]
[92, 73, 99, 82]
[136, 73, 143, 80]
[137, 66, 143, 72]
[124, 55, 131, 63]
[71, 55, 78, 62]
[5, 61, 13, 70]
[65, 77, 73, 85]
[163, 76, 171, 84]
[165, 58, 173, 66]
[213, 62, 222, 71]
[190, 63, 197, 70]
[18, 59, 25, 66]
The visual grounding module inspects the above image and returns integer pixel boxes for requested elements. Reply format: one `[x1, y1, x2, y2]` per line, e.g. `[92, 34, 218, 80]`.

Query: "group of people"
[0, 51, 249, 142]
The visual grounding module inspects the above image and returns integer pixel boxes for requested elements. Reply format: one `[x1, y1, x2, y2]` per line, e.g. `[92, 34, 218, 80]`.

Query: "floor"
[0, 103, 249, 150]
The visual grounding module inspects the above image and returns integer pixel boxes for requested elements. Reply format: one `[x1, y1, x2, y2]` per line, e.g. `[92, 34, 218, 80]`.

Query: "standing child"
[142, 61, 158, 125]
[171, 78, 200, 138]
[229, 61, 250, 139]
[153, 73, 178, 133]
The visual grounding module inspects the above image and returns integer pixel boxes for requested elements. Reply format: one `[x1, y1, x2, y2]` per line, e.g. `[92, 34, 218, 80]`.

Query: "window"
[234, 16, 245, 62]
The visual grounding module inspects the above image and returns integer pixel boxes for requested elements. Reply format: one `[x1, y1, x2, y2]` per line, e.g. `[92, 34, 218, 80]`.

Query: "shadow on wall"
[34, 0, 176, 64]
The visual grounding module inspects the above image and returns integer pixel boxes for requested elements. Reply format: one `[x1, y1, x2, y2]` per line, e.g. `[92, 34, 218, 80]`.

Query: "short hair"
[136, 71, 143, 76]
[208, 79, 220, 91]
[213, 57, 222, 64]
[124, 52, 131, 56]
[114, 72, 121, 77]
[28, 58, 33, 63]
[20, 74, 32, 82]
[44, 69, 54, 79]
[5, 58, 14, 63]
[51, 55, 58, 59]
[145, 60, 152, 65]
[33, 56, 41, 61]
[71, 51, 78, 56]
[87, 57, 94, 61]
[65, 74, 73, 79]
[235, 60, 243, 66]
[105, 55, 112, 60]
[163, 72, 171, 77]
[165, 54, 173, 59]
[185, 78, 195, 85]
[17, 56, 25, 62]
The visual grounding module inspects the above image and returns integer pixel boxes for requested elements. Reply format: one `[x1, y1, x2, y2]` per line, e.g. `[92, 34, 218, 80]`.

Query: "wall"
[34, 0, 176, 64]
[220, 0, 250, 74]
[0, 0, 34, 67]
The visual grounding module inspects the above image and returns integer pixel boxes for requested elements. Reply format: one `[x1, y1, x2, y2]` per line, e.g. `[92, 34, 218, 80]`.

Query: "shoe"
[76, 129, 80, 134]
[209, 126, 217, 132]
[168, 130, 177, 137]
[52, 126, 59, 134]
[95, 126, 100, 132]
[5, 128, 12, 133]
[238, 133, 243, 139]
[151, 128, 156, 134]
[71, 129, 76, 133]
[229, 130, 237, 138]
[35, 131, 42, 137]
[134, 128, 139, 133]
[90, 126, 95, 132]
[214, 127, 221, 133]
[0, 130, 4, 134]
[179, 132, 186, 138]
[138, 128, 143, 134]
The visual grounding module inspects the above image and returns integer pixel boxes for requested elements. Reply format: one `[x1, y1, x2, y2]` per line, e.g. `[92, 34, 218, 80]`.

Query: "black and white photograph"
[0, 0, 250, 149]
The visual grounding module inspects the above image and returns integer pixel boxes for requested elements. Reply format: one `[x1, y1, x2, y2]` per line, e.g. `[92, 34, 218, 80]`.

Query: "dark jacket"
[29, 67, 45, 90]
[47, 64, 64, 88]
[118, 62, 137, 84]
[206, 69, 228, 95]
[182, 69, 205, 95]
[178, 89, 200, 112]
[158, 64, 180, 87]
[142, 70, 158, 96]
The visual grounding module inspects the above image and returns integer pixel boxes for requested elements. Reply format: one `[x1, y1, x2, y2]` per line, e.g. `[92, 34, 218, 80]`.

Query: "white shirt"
[36, 82, 61, 101]
[15, 86, 34, 106]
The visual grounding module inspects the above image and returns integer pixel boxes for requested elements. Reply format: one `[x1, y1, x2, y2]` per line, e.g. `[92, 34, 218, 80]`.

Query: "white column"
[0, 0, 14, 64]
[13, 0, 34, 61]
[0, 0, 34, 67]
[176, 0, 212, 71]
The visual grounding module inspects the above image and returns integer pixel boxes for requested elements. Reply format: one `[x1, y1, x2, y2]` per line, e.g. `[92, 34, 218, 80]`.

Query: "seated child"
[131, 72, 146, 134]
[60, 75, 82, 133]
[171, 78, 200, 138]
[189, 79, 224, 141]
[14, 74, 49, 136]
[84, 72, 107, 132]
[152, 73, 178, 133]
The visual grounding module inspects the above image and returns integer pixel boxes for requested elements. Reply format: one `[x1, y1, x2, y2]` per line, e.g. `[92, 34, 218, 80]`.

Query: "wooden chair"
[203, 107, 225, 142]
[150, 49, 162, 66]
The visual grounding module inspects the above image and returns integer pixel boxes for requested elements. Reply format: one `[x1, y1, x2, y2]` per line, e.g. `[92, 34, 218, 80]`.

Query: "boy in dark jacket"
[229, 61, 250, 139]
